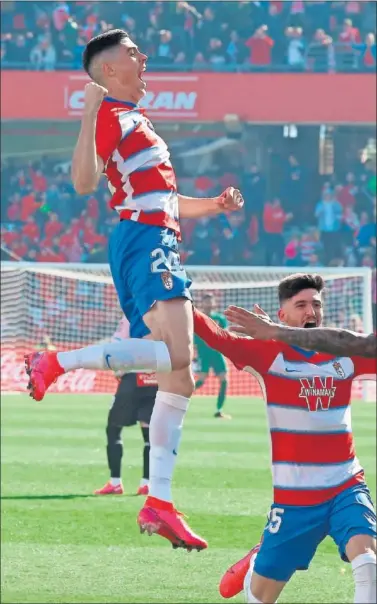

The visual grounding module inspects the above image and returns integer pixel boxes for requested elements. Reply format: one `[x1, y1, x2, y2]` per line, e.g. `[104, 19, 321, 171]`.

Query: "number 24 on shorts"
[151, 248, 181, 273]
[267, 507, 284, 534]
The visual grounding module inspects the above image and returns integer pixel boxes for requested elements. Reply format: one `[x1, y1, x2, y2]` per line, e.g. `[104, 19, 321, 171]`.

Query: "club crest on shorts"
[161, 270, 173, 290]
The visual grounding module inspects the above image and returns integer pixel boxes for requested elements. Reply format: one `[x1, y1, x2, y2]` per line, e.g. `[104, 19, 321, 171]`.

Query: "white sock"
[352, 552, 376, 604]
[140, 478, 149, 487]
[110, 477, 122, 487]
[148, 391, 190, 502]
[244, 552, 261, 603]
[57, 340, 171, 374]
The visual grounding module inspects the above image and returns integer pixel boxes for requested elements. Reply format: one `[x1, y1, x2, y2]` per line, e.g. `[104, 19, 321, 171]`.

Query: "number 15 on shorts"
[267, 507, 284, 534]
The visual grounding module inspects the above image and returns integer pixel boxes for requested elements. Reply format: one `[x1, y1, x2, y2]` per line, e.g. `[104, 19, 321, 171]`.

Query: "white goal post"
[1, 262, 374, 399]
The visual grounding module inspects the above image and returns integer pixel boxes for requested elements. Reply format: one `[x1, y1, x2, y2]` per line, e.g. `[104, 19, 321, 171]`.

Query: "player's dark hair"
[278, 273, 325, 304]
[202, 294, 214, 301]
[82, 29, 129, 76]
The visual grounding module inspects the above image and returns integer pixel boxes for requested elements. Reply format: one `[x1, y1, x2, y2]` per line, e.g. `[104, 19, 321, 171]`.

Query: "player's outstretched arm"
[71, 82, 106, 195]
[178, 187, 244, 219]
[273, 327, 376, 358]
[193, 307, 250, 369]
[225, 305, 376, 358]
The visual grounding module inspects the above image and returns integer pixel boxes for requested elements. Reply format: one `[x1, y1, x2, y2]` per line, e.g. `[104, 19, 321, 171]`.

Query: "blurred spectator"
[356, 211, 376, 251]
[22, 216, 40, 243]
[188, 216, 216, 265]
[217, 213, 251, 265]
[263, 197, 292, 266]
[286, 27, 305, 69]
[242, 163, 266, 220]
[315, 190, 343, 262]
[284, 233, 301, 267]
[207, 37, 227, 68]
[306, 28, 335, 72]
[30, 32, 56, 71]
[226, 30, 246, 65]
[353, 32, 376, 70]
[6, 33, 31, 65]
[245, 25, 274, 66]
[44, 212, 64, 241]
[336, 172, 358, 209]
[300, 229, 324, 266]
[156, 29, 174, 64]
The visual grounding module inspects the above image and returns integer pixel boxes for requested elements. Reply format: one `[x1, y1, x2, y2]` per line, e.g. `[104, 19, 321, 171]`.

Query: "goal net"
[1, 262, 374, 399]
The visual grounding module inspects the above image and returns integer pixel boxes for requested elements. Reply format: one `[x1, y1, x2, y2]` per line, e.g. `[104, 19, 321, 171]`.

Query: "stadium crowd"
[1, 0, 376, 72]
[1, 147, 376, 270]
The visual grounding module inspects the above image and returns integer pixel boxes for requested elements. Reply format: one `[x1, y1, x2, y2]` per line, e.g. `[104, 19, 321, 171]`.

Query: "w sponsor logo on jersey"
[299, 376, 336, 411]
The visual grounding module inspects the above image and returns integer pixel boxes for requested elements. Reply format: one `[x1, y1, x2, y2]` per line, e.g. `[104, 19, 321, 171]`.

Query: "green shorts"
[198, 352, 227, 376]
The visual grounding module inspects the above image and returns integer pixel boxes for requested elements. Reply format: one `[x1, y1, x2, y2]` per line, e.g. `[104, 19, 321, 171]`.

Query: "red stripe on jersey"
[274, 471, 365, 506]
[117, 123, 159, 160]
[271, 431, 356, 464]
[119, 209, 181, 238]
[129, 164, 177, 197]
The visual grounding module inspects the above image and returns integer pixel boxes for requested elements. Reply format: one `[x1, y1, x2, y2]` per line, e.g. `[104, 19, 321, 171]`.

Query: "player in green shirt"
[194, 294, 230, 419]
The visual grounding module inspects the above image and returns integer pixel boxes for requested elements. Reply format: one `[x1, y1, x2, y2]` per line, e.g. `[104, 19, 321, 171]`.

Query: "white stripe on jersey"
[114, 190, 178, 214]
[267, 405, 352, 433]
[268, 353, 355, 379]
[113, 145, 170, 182]
[272, 457, 363, 489]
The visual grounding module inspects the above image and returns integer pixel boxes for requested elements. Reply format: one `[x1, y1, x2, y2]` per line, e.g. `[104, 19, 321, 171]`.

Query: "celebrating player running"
[194, 273, 376, 604]
[24, 29, 243, 552]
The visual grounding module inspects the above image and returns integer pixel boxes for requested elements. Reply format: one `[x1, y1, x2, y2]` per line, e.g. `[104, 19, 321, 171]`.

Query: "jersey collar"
[104, 96, 139, 109]
[290, 345, 317, 358]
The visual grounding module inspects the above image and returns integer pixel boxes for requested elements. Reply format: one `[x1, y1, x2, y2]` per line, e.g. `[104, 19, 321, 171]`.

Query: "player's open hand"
[225, 305, 277, 340]
[217, 187, 244, 212]
[84, 82, 108, 115]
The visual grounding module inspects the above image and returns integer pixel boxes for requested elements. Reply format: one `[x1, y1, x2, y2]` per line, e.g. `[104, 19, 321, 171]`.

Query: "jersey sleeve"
[193, 308, 279, 373]
[352, 355, 377, 379]
[95, 107, 122, 167]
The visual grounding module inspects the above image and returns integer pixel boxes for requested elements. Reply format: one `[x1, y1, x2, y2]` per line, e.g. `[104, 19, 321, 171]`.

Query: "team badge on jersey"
[299, 376, 336, 411]
[332, 360, 346, 379]
[161, 271, 173, 290]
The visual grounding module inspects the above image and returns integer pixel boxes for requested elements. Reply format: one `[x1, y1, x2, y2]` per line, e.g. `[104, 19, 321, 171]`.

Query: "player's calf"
[106, 424, 123, 487]
[347, 535, 377, 604]
[244, 571, 285, 604]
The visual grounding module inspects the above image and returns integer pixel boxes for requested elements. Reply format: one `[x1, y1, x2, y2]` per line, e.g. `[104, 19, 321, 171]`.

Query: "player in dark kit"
[95, 372, 157, 496]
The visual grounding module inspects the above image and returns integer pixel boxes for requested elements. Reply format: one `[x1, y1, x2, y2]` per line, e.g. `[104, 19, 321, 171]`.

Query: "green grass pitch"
[1, 394, 375, 603]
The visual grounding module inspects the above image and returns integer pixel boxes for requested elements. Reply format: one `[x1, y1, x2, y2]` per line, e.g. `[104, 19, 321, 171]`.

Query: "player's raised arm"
[226, 305, 377, 358]
[71, 83, 108, 195]
[272, 327, 376, 358]
[178, 187, 244, 219]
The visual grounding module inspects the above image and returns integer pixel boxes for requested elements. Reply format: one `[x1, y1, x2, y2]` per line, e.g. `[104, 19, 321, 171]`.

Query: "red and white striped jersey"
[194, 309, 376, 506]
[95, 97, 180, 236]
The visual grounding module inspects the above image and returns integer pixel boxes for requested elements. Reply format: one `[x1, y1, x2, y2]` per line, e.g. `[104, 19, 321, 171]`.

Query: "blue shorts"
[108, 220, 192, 338]
[254, 483, 376, 582]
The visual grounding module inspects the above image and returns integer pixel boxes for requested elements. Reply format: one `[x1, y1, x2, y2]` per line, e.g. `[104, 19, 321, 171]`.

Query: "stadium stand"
[1, 1, 376, 72]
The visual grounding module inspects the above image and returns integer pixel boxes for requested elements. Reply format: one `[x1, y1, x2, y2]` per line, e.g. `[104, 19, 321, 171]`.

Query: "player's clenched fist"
[216, 187, 244, 212]
[84, 82, 108, 115]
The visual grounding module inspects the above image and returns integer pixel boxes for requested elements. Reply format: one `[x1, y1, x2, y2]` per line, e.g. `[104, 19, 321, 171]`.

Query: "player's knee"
[106, 423, 122, 443]
[159, 367, 195, 398]
[175, 369, 195, 398]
